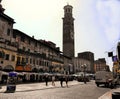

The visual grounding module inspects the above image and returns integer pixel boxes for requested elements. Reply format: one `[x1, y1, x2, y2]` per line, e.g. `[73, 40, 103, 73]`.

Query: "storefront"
[3, 65, 14, 72]
[15, 64, 32, 72]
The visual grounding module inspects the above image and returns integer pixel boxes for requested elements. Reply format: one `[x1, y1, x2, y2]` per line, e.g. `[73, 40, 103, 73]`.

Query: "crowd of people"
[45, 75, 69, 87]
[0, 71, 75, 85]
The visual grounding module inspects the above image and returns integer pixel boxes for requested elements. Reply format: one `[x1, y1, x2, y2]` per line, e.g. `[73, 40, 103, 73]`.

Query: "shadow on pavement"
[1, 84, 79, 93]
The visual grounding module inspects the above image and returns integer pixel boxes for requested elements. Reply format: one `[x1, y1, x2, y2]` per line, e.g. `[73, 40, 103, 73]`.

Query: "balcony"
[47, 55, 64, 63]
[0, 42, 17, 51]
[16, 61, 26, 66]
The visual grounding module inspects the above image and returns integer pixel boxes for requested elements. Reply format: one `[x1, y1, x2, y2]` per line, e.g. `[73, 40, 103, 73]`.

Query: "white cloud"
[96, 0, 120, 45]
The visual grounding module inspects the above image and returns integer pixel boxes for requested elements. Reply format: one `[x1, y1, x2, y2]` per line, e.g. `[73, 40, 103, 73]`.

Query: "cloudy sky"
[2, 0, 120, 70]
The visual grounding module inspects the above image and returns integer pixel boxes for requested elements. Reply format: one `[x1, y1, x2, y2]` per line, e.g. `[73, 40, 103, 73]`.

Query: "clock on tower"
[70, 30, 74, 40]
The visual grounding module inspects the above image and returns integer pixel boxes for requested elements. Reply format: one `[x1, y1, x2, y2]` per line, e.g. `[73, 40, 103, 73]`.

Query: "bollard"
[112, 92, 120, 99]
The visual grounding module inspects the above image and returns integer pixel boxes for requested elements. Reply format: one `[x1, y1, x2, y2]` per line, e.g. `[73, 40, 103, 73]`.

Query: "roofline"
[13, 29, 62, 53]
[0, 13, 15, 23]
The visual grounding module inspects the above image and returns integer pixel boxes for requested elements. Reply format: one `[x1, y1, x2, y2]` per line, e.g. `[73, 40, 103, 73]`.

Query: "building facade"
[73, 57, 91, 73]
[0, 3, 16, 71]
[0, 2, 64, 73]
[63, 55, 73, 74]
[94, 58, 110, 72]
[62, 4, 75, 58]
[78, 51, 94, 73]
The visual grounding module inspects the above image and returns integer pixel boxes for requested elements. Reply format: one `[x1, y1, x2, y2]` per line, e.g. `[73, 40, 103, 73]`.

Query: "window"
[11, 55, 15, 61]
[13, 32, 16, 38]
[36, 60, 38, 65]
[46, 62, 48, 66]
[0, 51, 3, 58]
[7, 29, 10, 36]
[33, 59, 35, 64]
[29, 40, 31, 45]
[23, 47, 26, 51]
[17, 57, 21, 64]
[68, 9, 70, 12]
[26, 58, 28, 63]
[41, 61, 43, 66]
[35, 42, 37, 47]
[44, 61, 46, 66]
[5, 54, 9, 60]
[39, 60, 41, 65]
[30, 58, 32, 64]
[65, 9, 67, 13]
[22, 57, 25, 63]
[8, 22, 11, 25]
[21, 36, 25, 42]
[28, 49, 30, 52]
[1, 61, 3, 64]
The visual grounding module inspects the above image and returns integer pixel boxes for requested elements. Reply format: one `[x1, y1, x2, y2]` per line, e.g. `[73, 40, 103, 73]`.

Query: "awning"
[24, 64, 32, 71]
[15, 64, 32, 72]
[15, 66, 24, 71]
[4, 65, 14, 71]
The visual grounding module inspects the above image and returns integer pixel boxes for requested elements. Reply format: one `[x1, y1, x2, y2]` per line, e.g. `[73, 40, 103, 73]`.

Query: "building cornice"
[0, 13, 15, 23]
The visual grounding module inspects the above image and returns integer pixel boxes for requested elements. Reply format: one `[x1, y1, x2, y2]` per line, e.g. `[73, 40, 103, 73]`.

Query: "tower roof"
[64, 4, 73, 9]
[0, 3, 5, 13]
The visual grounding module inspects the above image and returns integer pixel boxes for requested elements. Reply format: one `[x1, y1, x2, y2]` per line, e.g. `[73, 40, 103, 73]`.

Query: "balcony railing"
[0, 42, 17, 51]
[16, 61, 26, 66]
[17, 49, 64, 63]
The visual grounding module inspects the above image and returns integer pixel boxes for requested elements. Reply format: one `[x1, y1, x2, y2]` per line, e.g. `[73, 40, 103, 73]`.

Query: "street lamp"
[81, 64, 87, 84]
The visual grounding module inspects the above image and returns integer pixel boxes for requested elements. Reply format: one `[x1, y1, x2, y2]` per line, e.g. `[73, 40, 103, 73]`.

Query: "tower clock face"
[70, 31, 74, 39]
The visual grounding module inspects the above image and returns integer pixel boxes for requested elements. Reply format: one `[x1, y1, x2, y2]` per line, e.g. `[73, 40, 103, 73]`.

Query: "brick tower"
[62, 4, 75, 58]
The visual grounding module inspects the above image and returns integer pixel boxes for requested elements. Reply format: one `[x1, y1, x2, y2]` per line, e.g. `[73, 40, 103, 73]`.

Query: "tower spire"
[0, 0, 5, 13]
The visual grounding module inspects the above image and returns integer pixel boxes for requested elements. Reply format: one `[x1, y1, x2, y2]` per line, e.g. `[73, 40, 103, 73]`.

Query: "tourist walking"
[59, 76, 64, 87]
[52, 75, 55, 86]
[65, 75, 69, 87]
[45, 75, 49, 86]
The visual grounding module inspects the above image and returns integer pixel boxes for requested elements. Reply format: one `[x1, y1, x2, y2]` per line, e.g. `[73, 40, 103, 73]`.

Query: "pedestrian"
[59, 76, 64, 87]
[65, 75, 69, 87]
[52, 75, 55, 86]
[45, 75, 49, 86]
[0, 71, 2, 89]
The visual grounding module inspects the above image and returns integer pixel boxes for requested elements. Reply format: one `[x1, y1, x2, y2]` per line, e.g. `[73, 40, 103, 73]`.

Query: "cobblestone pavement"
[98, 87, 120, 99]
[0, 80, 118, 99]
[0, 80, 80, 92]
[0, 80, 80, 99]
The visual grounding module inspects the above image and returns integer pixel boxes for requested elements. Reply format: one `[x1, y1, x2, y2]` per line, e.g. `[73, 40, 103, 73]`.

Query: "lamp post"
[81, 64, 87, 84]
